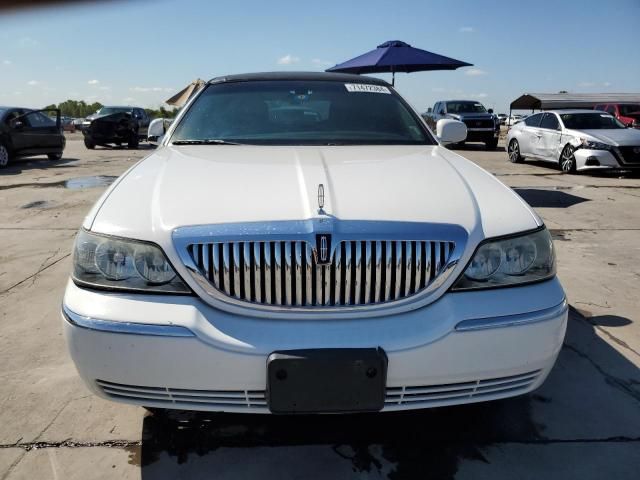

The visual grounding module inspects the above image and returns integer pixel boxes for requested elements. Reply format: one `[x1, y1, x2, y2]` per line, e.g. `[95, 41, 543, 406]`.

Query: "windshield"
[561, 113, 626, 130]
[96, 107, 132, 116]
[445, 101, 487, 114]
[171, 81, 434, 145]
[618, 104, 640, 116]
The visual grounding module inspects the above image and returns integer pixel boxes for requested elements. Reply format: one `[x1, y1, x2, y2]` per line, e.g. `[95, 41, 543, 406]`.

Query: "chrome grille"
[187, 240, 455, 308]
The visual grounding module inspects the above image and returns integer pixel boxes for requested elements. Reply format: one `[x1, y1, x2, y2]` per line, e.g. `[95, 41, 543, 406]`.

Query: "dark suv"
[82, 106, 150, 149]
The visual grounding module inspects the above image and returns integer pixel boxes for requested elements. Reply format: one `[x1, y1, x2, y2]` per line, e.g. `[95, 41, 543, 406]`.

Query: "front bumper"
[574, 148, 640, 171]
[62, 278, 567, 413]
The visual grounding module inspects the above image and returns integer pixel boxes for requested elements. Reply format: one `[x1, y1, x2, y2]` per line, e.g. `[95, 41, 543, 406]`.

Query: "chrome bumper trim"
[62, 304, 195, 337]
[455, 300, 567, 332]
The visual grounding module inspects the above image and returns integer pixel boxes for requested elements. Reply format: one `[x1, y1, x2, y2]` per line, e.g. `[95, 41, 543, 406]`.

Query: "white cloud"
[578, 81, 595, 87]
[98, 86, 111, 91]
[88, 79, 100, 85]
[431, 87, 446, 92]
[470, 93, 488, 99]
[27, 80, 39, 86]
[2, 59, 11, 65]
[311, 58, 333, 67]
[18, 36, 39, 47]
[131, 86, 166, 92]
[603, 82, 612, 87]
[123, 97, 136, 103]
[459, 26, 475, 33]
[277, 54, 300, 65]
[465, 68, 487, 76]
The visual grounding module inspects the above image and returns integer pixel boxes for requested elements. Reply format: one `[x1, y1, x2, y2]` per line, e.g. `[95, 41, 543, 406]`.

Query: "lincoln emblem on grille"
[315, 233, 331, 265]
[317, 183, 325, 214]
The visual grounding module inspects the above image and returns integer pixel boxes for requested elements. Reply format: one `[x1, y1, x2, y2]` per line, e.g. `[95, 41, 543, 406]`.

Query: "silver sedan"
[506, 110, 640, 173]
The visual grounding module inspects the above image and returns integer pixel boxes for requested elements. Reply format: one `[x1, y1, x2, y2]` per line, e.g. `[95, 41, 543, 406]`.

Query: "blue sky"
[1, 0, 638, 113]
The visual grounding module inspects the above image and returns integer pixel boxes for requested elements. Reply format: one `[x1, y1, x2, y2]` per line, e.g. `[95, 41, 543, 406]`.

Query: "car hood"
[88, 145, 540, 247]
[86, 112, 132, 123]
[571, 128, 640, 146]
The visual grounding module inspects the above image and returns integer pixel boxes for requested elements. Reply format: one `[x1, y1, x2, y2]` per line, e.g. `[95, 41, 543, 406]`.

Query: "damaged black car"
[82, 106, 150, 149]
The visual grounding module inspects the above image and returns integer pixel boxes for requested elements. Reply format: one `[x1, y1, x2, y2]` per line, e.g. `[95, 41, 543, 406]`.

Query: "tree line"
[43, 99, 180, 119]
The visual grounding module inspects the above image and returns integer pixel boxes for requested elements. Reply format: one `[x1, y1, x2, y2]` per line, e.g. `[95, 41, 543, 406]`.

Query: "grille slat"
[189, 239, 454, 308]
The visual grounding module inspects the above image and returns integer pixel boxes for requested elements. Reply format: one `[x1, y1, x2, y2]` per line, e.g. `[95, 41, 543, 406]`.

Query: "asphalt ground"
[1, 133, 639, 479]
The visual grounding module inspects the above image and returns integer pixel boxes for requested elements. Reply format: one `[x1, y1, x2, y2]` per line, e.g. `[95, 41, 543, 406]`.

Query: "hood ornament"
[317, 183, 325, 215]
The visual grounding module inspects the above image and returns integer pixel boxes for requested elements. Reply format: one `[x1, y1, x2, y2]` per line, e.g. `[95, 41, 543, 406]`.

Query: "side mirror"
[436, 119, 467, 145]
[427, 107, 432, 113]
[11, 120, 24, 129]
[439, 110, 445, 116]
[488, 108, 494, 114]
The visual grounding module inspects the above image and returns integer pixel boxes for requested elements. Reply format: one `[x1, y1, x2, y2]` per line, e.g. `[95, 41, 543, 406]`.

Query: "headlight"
[72, 229, 191, 293]
[580, 138, 611, 150]
[451, 228, 555, 291]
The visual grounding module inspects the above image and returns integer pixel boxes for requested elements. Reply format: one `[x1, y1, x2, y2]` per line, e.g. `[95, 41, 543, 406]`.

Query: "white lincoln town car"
[62, 72, 567, 414]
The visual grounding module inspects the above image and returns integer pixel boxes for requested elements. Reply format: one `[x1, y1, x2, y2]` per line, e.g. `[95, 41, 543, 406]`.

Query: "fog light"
[585, 157, 600, 166]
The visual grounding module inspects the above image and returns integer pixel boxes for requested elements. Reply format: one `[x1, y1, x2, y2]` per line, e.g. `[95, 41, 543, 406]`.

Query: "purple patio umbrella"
[326, 40, 472, 86]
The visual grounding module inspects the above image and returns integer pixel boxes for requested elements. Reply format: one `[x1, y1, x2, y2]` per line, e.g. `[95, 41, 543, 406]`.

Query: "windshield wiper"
[172, 139, 244, 145]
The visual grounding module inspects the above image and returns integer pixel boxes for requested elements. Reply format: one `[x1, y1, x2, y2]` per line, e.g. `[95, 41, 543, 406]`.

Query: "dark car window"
[524, 113, 543, 127]
[445, 101, 486, 114]
[172, 81, 435, 145]
[605, 105, 617, 115]
[618, 104, 640, 115]
[539, 113, 560, 130]
[96, 107, 132, 116]
[560, 113, 625, 130]
[23, 111, 56, 128]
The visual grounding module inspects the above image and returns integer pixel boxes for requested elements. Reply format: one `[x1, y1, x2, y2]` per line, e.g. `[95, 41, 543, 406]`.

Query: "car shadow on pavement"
[513, 188, 590, 208]
[448, 143, 506, 153]
[0, 157, 80, 175]
[134, 308, 640, 480]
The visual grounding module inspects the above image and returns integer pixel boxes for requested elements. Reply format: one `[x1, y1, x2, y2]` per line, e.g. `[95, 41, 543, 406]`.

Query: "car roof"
[546, 109, 611, 115]
[208, 71, 390, 86]
[441, 100, 486, 103]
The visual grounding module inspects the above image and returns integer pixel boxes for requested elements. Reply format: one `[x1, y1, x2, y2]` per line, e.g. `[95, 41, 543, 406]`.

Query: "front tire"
[560, 145, 577, 174]
[485, 138, 499, 150]
[508, 139, 523, 163]
[0, 143, 10, 168]
[127, 131, 139, 149]
[84, 137, 95, 150]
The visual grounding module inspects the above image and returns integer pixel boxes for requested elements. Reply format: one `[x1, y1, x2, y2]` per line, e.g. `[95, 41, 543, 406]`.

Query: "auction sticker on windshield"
[344, 84, 391, 94]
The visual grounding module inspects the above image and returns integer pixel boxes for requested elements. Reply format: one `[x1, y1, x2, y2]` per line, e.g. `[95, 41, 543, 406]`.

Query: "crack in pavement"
[1, 436, 639, 453]
[563, 342, 640, 403]
[0, 253, 70, 295]
[0, 228, 77, 231]
[0, 439, 142, 452]
[31, 249, 60, 286]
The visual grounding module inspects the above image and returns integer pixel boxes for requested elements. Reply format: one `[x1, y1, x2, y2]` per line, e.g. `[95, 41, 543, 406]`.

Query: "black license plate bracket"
[267, 348, 387, 414]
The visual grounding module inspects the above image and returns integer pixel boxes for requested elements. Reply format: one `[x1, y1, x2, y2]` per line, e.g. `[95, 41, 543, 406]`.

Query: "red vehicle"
[594, 103, 640, 128]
